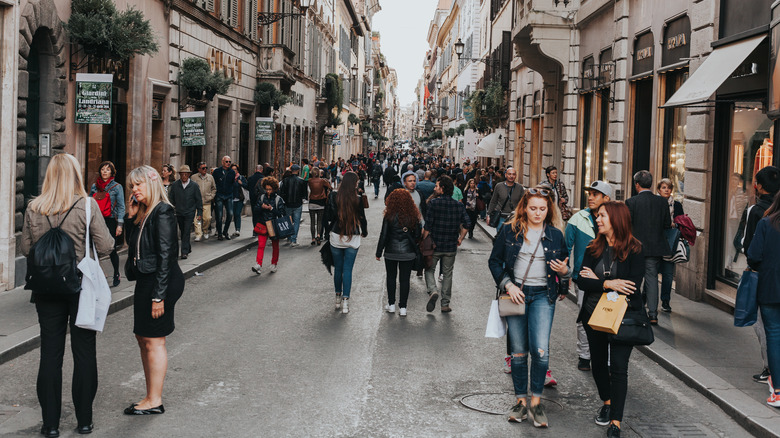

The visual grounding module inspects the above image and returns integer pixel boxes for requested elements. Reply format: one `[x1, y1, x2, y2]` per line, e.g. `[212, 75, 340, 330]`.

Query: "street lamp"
[454, 38, 465, 57]
[436, 80, 442, 92]
[257, 0, 311, 26]
[351, 64, 359, 78]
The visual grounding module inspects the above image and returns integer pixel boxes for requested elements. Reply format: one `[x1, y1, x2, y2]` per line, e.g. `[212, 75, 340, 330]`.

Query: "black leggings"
[583, 323, 634, 422]
[466, 209, 479, 236]
[309, 209, 324, 239]
[103, 217, 120, 276]
[385, 259, 413, 308]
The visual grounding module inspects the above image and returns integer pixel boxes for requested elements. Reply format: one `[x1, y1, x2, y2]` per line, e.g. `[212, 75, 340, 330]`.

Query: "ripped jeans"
[506, 285, 556, 398]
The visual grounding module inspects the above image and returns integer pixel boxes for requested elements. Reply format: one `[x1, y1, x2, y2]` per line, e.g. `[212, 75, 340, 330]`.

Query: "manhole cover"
[458, 393, 563, 415]
[631, 423, 717, 438]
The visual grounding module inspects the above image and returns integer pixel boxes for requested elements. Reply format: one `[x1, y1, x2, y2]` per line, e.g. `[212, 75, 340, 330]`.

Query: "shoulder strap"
[498, 183, 513, 211]
[47, 199, 82, 229]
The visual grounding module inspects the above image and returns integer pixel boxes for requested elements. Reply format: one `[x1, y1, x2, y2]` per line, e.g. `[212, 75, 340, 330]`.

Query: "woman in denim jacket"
[488, 187, 570, 429]
[89, 161, 126, 287]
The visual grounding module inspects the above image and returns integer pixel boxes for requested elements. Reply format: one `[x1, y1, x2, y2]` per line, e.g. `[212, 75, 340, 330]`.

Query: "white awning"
[476, 132, 499, 157]
[662, 34, 766, 108]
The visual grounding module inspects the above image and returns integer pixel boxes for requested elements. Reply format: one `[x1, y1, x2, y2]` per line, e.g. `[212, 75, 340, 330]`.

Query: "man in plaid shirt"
[423, 175, 470, 313]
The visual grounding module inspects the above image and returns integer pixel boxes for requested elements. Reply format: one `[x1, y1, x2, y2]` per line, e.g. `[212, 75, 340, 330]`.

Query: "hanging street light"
[257, 0, 311, 26]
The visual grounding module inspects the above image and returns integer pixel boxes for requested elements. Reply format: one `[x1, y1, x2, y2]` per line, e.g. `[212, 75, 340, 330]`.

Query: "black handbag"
[400, 225, 424, 271]
[609, 304, 655, 346]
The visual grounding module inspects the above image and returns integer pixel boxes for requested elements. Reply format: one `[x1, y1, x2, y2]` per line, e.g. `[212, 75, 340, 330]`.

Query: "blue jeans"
[214, 196, 233, 236]
[505, 285, 556, 398]
[643, 256, 662, 317]
[232, 200, 244, 232]
[497, 216, 506, 230]
[660, 259, 676, 304]
[330, 246, 359, 298]
[288, 205, 303, 243]
[760, 304, 780, 391]
[373, 179, 380, 197]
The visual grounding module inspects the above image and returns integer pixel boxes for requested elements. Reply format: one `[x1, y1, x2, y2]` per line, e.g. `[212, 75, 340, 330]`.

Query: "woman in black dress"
[123, 165, 185, 416]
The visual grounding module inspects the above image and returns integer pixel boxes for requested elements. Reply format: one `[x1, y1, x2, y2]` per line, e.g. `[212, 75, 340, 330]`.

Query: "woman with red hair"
[575, 201, 645, 438]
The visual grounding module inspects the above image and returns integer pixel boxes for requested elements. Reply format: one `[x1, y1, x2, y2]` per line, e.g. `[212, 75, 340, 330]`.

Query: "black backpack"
[25, 200, 82, 294]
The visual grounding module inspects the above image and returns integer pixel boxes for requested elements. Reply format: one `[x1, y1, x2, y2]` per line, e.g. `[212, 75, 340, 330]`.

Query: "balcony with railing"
[513, 0, 579, 82]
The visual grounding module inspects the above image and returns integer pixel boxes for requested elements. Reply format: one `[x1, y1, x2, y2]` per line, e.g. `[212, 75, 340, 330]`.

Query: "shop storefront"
[630, 30, 655, 183]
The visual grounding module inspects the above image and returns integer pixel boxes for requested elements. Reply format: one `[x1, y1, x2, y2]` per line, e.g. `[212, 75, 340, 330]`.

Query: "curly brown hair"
[261, 176, 279, 191]
[384, 189, 420, 229]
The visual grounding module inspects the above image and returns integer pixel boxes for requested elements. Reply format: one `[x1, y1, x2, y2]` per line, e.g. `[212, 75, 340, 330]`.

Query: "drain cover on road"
[631, 423, 717, 438]
[458, 393, 563, 415]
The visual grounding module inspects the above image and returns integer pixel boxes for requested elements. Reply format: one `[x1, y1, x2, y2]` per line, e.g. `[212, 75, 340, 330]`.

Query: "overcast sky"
[373, 0, 441, 107]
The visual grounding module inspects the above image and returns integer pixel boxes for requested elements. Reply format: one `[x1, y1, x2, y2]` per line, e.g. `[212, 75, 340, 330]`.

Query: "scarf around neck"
[96, 177, 114, 191]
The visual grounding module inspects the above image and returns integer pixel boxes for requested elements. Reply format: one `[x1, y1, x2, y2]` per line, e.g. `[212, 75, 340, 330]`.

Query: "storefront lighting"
[436, 80, 442, 91]
[351, 65, 359, 78]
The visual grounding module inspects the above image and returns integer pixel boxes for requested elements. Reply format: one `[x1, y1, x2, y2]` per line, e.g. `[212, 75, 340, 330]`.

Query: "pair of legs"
[36, 297, 97, 429]
[288, 205, 303, 244]
[659, 259, 676, 306]
[584, 323, 634, 427]
[309, 209, 324, 241]
[213, 197, 234, 237]
[331, 246, 359, 298]
[575, 283, 591, 361]
[424, 252, 457, 307]
[176, 214, 194, 256]
[386, 259, 413, 308]
[103, 217, 120, 278]
[256, 234, 280, 266]
[232, 200, 244, 233]
[505, 286, 556, 406]
[133, 335, 167, 409]
[642, 256, 662, 318]
[756, 312, 771, 373]
[761, 304, 780, 393]
[466, 209, 479, 238]
[193, 203, 212, 238]
[372, 179, 381, 197]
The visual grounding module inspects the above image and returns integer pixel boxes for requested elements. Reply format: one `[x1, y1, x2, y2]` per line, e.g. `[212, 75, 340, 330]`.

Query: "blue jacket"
[89, 180, 126, 224]
[213, 167, 236, 199]
[488, 224, 570, 303]
[564, 208, 598, 280]
[747, 217, 780, 305]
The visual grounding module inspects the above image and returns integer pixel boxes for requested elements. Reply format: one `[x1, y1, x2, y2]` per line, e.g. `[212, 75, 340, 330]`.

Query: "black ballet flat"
[75, 424, 93, 434]
[123, 404, 165, 415]
[40, 426, 59, 437]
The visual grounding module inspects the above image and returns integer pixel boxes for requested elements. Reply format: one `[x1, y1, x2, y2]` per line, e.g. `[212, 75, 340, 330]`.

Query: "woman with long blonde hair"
[22, 153, 115, 436]
[123, 165, 184, 416]
[488, 186, 570, 429]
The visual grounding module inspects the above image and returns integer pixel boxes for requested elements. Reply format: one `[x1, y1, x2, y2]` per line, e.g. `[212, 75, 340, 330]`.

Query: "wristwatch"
[152, 298, 163, 303]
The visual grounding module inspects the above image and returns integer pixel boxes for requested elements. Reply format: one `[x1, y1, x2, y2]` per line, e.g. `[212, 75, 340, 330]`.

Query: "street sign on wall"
[180, 111, 206, 147]
[495, 129, 506, 156]
[255, 117, 273, 141]
[75, 73, 113, 124]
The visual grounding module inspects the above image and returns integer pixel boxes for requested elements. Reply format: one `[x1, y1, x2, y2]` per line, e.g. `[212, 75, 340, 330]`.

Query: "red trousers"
[256, 235, 279, 266]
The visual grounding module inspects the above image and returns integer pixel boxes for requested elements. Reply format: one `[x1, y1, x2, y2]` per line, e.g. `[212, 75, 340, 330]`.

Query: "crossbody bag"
[497, 230, 544, 317]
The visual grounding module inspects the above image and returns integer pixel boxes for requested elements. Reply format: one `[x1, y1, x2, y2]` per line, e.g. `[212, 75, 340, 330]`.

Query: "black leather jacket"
[376, 215, 421, 261]
[280, 175, 308, 208]
[124, 203, 179, 300]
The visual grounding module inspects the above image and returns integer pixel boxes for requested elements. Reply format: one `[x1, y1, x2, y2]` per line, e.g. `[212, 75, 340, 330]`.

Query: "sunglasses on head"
[528, 188, 551, 197]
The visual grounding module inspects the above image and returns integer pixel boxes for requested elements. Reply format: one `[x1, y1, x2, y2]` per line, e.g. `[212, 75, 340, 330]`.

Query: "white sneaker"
[335, 293, 343, 310]
[251, 264, 262, 275]
[503, 356, 512, 374]
[233, 232, 240, 237]
[270, 264, 277, 273]
[399, 308, 407, 317]
[342, 298, 349, 314]
[438, 274, 444, 282]
[194, 236, 202, 242]
[291, 242, 299, 248]
[385, 304, 396, 313]
[204, 233, 210, 240]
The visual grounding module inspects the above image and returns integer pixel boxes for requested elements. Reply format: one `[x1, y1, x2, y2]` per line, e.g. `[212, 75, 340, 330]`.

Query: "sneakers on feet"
[607, 423, 621, 438]
[507, 402, 527, 423]
[233, 232, 240, 237]
[270, 264, 277, 273]
[251, 264, 262, 275]
[217, 234, 224, 241]
[342, 298, 349, 314]
[194, 236, 202, 242]
[661, 301, 672, 313]
[204, 233, 209, 240]
[399, 308, 407, 317]
[528, 403, 548, 428]
[768, 391, 780, 407]
[503, 356, 512, 374]
[544, 370, 557, 387]
[754, 367, 771, 382]
[440, 305, 452, 312]
[578, 358, 591, 371]
[224, 234, 231, 241]
[290, 242, 299, 248]
[438, 274, 444, 282]
[385, 304, 396, 313]
[595, 404, 610, 426]
[426, 293, 439, 312]
[769, 376, 775, 395]
[335, 293, 343, 310]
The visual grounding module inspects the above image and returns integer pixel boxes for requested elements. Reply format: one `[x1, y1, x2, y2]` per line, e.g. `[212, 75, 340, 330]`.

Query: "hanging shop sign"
[599, 48, 613, 86]
[632, 32, 655, 76]
[180, 111, 206, 147]
[662, 16, 691, 68]
[255, 117, 274, 141]
[581, 56, 595, 91]
[75, 73, 113, 125]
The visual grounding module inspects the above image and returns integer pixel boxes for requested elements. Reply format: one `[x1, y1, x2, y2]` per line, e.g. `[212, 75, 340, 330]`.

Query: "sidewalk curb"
[0, 240, 256, 366]
[475, 219, 780, 438]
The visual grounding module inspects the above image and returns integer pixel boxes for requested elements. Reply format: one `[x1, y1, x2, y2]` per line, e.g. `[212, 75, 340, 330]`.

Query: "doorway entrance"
[631, 78, 654, 188]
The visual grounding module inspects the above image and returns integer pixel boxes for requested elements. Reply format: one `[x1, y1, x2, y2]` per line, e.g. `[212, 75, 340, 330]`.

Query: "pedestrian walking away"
[89, 160, 125, 287]
[576, 201, 645, 438]
[123, 165, 185, 417]
[324, 172, 368, 314]
[307, 167, 331, 245]
[212, 156, 237, 241]
[422, 175, 470, 312]
[22, 153, 115, 437]
[280, 164, 308, 247]
[565, 180, 613, 372]
[192, 162, 217, 241]
[376, 189, 422, 317]
[230, 164, 249, 237]
[167, 165, 203, 260]
[488, 186, 570, 429]
[252, 176, 286, 275]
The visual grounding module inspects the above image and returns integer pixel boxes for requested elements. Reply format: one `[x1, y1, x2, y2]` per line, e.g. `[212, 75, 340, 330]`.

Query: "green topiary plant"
[446, 128, 456, 137]
[348, 114, 361, 125]
[464, 82, 505, 133]
[66, 0, 158, 60]
[179, 57, 233, 101]
[254, 82, 289, 112]
[456, 123, 468, 136]
[324, 73, 344, 128]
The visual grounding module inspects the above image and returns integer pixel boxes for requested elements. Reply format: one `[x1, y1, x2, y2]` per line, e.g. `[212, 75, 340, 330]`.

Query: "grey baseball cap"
[584, 180, 613, 198]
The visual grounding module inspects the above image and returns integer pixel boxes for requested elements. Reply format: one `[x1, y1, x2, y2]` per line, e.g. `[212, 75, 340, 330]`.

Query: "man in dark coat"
[625, 170, 672, 323]
[168, 165, 203, 259]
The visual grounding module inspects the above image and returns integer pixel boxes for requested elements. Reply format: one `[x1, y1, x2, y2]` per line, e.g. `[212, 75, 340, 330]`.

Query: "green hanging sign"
[75, 73, 113, 124]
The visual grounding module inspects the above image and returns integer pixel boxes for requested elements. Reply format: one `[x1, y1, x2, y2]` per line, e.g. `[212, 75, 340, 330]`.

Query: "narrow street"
[0, 187, 751, 437]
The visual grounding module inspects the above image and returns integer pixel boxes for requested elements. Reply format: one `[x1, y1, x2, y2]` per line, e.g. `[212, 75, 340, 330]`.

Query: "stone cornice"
[172, 0, 259, 54]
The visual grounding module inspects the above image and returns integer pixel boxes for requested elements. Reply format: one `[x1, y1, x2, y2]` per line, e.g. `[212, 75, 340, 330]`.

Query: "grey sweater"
[488, 182, 525, 216]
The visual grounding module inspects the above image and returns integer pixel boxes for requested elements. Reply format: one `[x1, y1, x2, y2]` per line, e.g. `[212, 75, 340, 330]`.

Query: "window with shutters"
[350, 30, 358, 57]
[244, 0, 258, 40]
[343, 77, 351, 104]
[339, 26, 351, 68]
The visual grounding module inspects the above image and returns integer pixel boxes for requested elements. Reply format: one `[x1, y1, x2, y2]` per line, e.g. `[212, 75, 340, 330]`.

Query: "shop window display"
[722, 103, 774, 282]
[663, 71, 688, 202]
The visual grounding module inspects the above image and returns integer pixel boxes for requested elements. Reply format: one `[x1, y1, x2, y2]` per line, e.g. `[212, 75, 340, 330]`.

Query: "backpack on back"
[25, 200, 82, 294]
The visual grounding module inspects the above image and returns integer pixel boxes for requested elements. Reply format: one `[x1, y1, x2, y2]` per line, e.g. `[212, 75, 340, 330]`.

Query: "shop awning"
[476, 131, 505, 157]
[662, 34, 766, 108]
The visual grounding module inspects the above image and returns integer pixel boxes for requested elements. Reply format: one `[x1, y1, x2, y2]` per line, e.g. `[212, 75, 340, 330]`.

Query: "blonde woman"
[21, 153, 114, 437]
[123, 165, 185, 416]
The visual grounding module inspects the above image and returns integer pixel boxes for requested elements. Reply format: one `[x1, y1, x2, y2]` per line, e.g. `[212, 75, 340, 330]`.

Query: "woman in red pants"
[252, 176, 286, 275]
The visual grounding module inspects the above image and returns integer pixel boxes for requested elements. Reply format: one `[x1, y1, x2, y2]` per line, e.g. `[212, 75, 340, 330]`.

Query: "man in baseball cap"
[565, 181, 612, 372]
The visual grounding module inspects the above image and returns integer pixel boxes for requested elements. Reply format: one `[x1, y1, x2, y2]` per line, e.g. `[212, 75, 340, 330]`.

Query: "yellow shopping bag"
[588, 292, 628, 334]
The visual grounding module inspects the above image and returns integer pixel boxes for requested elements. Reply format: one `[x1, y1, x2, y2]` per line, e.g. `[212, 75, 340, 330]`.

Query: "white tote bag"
[75, 198, 112, 332]
[485, 299, 507, 338]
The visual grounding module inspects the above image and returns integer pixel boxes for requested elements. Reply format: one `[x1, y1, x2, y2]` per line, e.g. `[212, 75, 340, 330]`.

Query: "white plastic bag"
[485, 300, 506, 338]
[75, 199, 112, 332]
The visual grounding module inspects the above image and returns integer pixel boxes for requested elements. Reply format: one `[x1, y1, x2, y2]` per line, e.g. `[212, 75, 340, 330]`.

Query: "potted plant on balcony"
[324, 73, 344, 128]
[254, 82, 290, 114]
[179, 57, 233, 102]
